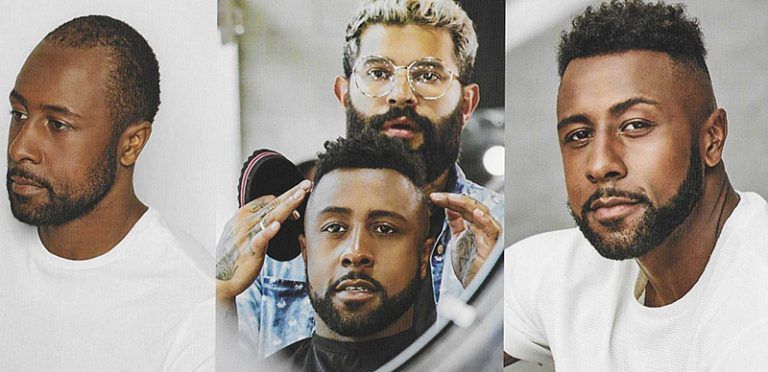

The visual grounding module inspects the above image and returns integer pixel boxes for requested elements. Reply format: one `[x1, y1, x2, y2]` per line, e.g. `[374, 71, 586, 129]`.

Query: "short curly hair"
[44, 15, 160, 136]
[314, 132, 427, 189]
[343, 0, 478, 83]
[557, 0, 708, 78]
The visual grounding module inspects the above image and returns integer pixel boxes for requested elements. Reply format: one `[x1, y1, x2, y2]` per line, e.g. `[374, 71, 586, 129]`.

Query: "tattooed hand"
[429, 192, 501, 287]
[215, 179, 312, 300]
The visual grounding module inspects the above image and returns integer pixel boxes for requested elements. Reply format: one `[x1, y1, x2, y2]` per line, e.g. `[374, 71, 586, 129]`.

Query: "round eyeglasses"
[352, 55, 461, 101]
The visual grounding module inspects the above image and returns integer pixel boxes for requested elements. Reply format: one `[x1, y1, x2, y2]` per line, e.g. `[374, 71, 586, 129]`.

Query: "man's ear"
[333, 76, 350, 109]
[419, 237, 435, 279]
[701, 108, 728, 168]
[118, 121, 152, 167]
[460, 83, 480, 130]
[299, 233, 308, 264]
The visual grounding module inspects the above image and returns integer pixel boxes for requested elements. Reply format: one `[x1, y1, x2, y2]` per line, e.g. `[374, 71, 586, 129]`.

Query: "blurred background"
[505, 0, 768, 370]
[217, 0, 505, 234]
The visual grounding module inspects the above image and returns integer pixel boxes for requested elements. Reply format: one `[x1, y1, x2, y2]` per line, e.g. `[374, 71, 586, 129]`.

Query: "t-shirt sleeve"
[504, 243, 554, 365]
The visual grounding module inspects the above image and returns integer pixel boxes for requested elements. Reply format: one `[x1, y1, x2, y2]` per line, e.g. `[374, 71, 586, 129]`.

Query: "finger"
[470, 208, 500, 237]
[445, 209, 466, 235]
[243, 179, 313, 226]
[291, 210, 301, 220]
[430, 193, 490, 224]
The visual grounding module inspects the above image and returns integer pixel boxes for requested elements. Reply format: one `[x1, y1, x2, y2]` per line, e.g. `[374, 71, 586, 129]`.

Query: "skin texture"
[557, 50, 739, 307]
[7, 42, 151, 260]
[333, 24, 499, 287]
[300, 168, 432, 342]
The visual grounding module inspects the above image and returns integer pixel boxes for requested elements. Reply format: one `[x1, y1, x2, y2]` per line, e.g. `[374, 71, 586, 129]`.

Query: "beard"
[570, 141, 704, 260]
[308, 267, 422, 338]
[7, 139, 117, 226]
[346, 99, 463, 183]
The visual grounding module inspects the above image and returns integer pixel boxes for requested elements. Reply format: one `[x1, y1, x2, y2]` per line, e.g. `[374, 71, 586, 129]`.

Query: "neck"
[314, 307, 414, 342]
[636, 168, 739, 307]
[37, 179, 146, 260]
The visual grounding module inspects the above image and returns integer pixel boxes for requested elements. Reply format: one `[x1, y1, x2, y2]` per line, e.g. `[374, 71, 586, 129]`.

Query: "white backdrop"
[0, 1, 236, 252]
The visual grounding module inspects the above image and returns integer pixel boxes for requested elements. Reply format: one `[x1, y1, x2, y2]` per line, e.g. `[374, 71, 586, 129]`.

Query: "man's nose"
[585, 133, 627, 184]
[387, 69, 417, 107]
[8, 117, 43, 165]
[339, 228, 374, 268]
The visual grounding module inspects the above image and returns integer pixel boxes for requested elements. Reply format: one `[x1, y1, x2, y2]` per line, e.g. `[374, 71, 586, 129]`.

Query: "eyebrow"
[9, 89, 83, 119]
[609, 97, 658, 116]
[556, 97, 659, 130]
[9, 90, 26, 106]
[318, 206, 408, 223]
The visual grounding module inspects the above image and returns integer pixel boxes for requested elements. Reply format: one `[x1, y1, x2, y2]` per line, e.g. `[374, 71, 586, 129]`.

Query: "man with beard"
[258, 134, 433, 371]
[218, 0, 504, 362]
[504, 1, 768, 370]
[2, 16, 212, 370]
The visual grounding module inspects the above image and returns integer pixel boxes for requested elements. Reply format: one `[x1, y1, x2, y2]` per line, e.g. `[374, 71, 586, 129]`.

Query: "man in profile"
[226, 0, 504, 360]
[2, 15, 212, 370]
[505, 1, 768, 369]
[256, 134, 433, 371]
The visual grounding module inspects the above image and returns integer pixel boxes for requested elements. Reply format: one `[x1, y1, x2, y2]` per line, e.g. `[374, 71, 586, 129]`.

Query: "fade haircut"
[315, 132, 427, 188]
[44, 15, 160, 136]
[557, 0, 708, 78]
[343, 0, 478, 83]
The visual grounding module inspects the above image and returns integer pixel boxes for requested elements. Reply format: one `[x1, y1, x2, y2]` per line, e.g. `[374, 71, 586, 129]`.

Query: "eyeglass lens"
[355, 57, 454, 99]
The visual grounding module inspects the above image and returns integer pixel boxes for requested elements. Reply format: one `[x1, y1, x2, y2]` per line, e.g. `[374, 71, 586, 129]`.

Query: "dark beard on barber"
[570, 141, 704, 260]
[7, 138, 117, 226]
[346, 100, 463, 183]
[307, 267, 422, 338]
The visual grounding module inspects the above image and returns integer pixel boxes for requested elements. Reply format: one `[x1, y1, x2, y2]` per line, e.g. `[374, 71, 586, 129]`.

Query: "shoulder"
[133, 208, 213, 285]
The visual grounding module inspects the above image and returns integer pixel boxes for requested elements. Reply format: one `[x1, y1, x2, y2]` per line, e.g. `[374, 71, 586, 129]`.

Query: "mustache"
[330, 271, 385, 292]
[367, 106, 431, 133]
[582, 187, 651, 213]
[6, 167, 53, 191]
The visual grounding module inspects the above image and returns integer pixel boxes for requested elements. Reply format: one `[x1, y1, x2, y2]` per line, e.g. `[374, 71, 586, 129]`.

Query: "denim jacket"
[235, 165, 504, 359]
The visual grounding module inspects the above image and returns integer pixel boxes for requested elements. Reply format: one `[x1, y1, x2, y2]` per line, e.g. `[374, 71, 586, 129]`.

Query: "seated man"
[219, 134, 433, 371]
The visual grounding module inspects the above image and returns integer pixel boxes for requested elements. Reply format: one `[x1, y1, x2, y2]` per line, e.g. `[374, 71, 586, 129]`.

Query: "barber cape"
[504, 192, 768, 371]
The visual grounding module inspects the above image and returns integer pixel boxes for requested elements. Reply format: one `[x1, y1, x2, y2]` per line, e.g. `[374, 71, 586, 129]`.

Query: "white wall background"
[0, 1, 235, 252]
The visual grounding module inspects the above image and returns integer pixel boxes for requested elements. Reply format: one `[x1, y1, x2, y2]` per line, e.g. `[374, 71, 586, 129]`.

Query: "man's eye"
[413, 71, 441, 83]
[367, 68, 391, 80]
[565, 128, 592, 142]
[321, 223, 347, 234]
[373, 224, 397, 234]
[49, 119, 71, 131]
[622, 121, 652, 131]
[10, 110, 27, 121]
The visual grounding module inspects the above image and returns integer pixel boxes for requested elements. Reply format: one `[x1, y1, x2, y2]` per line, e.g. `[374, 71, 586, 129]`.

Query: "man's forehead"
[357, 24, 458, 69]
[14, 43, 109, 112]
[557, 51, 682, 116]
[308, 168, 422, 217]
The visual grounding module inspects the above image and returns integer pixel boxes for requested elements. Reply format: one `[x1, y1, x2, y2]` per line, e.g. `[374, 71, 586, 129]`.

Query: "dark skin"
[556, 50, 739, 308]
[333, 25, 500, 285]
[8, 42, 151, 260]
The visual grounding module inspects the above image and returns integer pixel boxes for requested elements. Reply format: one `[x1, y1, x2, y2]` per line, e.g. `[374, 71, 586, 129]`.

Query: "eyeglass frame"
[351, 55, 463, 101]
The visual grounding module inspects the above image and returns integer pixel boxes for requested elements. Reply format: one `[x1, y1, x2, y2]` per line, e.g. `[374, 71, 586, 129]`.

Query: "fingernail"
[299, 179, 312, 190]
[430, 193, 445, 200]
[473, 208, 484, 217]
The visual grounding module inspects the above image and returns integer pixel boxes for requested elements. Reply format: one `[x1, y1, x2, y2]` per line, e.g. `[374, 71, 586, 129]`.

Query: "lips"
[335, 279, 376, 293]
[381, 116, 419, 140]
[9, 175, 47, 196]
[589, 197, 642, 221]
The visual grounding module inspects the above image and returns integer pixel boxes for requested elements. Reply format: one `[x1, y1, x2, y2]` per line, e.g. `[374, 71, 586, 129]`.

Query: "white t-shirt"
[504, 192, 768, 371]
[0, 208, 214, 371]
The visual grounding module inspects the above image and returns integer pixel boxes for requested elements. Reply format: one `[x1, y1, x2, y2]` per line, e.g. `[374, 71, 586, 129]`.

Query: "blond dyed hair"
[343, 0, 478, 83]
